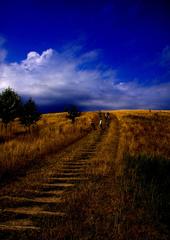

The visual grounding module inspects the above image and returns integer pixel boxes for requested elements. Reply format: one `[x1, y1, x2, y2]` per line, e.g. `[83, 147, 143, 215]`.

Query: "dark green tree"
[19, 98, 41, 131]
[67, 105, 81, 123]
[0, 87, 21, 130]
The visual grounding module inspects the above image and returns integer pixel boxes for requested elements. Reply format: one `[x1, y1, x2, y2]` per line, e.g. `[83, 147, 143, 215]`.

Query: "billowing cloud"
[0, 47, 170, 110]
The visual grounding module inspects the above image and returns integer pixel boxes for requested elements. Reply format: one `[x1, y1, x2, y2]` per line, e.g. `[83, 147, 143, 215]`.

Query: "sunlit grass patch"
[0, 112, 97, 182]
[114, 110, 170, 158]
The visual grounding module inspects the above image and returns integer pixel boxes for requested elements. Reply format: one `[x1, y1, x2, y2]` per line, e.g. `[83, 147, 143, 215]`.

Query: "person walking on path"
[98, 111, 103, 130]
[105, 112, 110, 127]
[99, 118, 103, 130]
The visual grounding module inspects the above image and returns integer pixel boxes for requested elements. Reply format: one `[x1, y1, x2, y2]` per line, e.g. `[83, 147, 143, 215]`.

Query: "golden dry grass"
[62, 110, 170, 240]
[0, 110, 170, 240]
[114, 110, 170, 158]
[113, 110, 170, 240]
[0, 112, 98, 181]
[62, 114, 122, 239]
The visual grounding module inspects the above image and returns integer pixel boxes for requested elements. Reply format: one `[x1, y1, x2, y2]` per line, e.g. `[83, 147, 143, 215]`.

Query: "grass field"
[63, 110, 170, 239]
[114, 110, 170, 239]
[0, 110, 170, 239]
[0, 112, 98, 182]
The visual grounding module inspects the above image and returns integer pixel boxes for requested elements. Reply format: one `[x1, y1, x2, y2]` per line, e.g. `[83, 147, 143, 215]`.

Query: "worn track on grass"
[0, 116, 119, 240]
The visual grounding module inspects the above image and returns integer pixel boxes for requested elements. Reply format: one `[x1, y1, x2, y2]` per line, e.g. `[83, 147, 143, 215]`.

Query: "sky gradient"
[0, 0, 170, 111]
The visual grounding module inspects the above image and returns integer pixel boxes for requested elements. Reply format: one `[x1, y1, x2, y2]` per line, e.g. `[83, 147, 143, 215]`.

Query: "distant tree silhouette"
[19, 98, 41, 131]
[0, 87, 21, 132]
[67, 105, 81, 123]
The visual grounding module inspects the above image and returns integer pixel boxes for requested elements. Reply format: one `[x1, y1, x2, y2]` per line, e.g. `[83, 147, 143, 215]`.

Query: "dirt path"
[0, 129, 108, 239]
[0, 115, 120, 240]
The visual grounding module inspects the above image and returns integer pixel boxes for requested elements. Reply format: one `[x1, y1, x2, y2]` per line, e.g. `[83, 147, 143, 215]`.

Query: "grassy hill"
[0, 110, 169, 239]
[0, 112, 97, 182]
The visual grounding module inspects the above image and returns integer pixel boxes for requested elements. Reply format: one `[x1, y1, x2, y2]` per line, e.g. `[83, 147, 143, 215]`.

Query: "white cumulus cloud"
[0, 46, 170, 110]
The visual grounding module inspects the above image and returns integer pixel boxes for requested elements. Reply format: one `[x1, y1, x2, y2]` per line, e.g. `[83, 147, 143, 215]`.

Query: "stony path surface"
[0, 126, 110, 239]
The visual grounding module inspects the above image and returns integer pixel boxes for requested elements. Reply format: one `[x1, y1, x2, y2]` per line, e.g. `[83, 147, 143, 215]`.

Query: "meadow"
[0, 112, 97, 183]
[62, 110, 170, 239]
[0, 110, 170, 240]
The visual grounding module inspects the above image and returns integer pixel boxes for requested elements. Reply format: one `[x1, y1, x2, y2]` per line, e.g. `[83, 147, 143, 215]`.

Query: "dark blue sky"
[0, 0, 170, 110]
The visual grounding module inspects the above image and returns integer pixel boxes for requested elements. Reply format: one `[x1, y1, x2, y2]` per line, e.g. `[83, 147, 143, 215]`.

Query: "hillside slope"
[0, 111, 170, 239]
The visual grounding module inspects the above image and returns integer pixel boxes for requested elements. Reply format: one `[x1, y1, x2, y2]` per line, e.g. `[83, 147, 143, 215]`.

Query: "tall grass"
[114, 110, 170, 239]
[1, 110, 170, 239]
[117, 154, 170, 239]
[115, 110, 170, 158]
[51, 111, 170, 239]
[0, 112, 97, 182]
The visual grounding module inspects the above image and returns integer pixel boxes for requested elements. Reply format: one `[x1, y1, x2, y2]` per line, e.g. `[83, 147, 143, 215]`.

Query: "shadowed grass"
[118, 154, 170, 240]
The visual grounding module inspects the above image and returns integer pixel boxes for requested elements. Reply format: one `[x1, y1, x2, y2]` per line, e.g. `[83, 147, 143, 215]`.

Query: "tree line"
[0, 87, 41, 133]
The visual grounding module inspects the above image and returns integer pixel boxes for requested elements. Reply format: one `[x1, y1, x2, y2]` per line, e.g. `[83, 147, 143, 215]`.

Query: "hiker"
[99, 119, 103, 130]
[105, 112, 110, 127]
[98, 110, 103, 129]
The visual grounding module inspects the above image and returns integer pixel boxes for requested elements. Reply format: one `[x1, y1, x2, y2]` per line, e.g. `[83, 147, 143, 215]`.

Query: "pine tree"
[19, 98, 41, 131]
[0, 87, 21, 131]
[67, 105, 81, 123]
